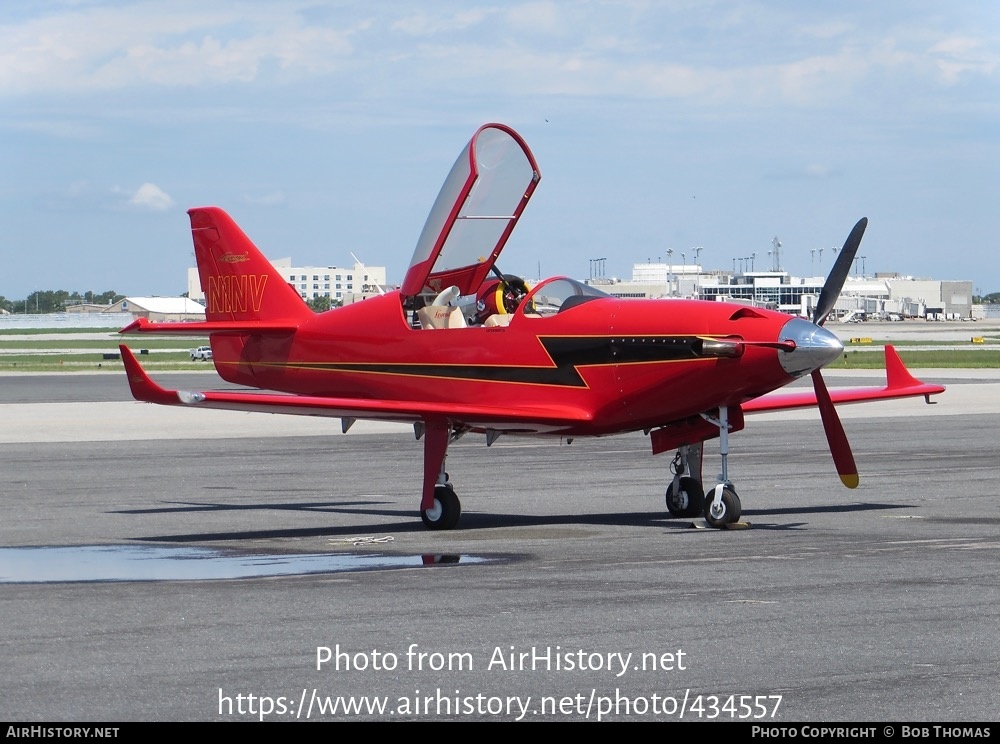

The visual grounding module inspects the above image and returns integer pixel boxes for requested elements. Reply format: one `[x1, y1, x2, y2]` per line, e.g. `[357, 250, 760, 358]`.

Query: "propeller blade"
[813, 217, 868, 326]
[811, 369, 859, 488]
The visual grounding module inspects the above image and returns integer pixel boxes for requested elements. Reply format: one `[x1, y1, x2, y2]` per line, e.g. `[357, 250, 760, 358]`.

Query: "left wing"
[743, 345, 944, 413]
[120, 345, 591, 431]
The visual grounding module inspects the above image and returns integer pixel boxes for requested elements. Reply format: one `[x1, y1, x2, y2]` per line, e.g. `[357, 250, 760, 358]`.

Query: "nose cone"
[778, 317, 844, 378]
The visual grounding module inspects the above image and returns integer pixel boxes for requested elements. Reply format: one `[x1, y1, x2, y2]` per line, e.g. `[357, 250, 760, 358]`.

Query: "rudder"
[190, 206, 312, 323]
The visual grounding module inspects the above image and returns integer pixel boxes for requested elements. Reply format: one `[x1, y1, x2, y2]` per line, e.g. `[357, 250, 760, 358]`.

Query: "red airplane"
[119, 123, 944, 530]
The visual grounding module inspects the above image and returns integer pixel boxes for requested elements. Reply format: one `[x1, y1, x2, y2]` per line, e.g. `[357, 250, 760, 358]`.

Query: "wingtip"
[119, 345, 178, 405]
[884, 345, 920, 389]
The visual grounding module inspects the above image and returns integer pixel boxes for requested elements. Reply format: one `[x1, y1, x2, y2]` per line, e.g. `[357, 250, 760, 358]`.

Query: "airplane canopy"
[401, 124, 540, 298]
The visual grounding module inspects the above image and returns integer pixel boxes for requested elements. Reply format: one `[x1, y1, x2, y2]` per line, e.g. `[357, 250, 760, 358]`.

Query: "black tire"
[704, 485, 742, 528]
[421, 485, 461, 530]
[665, 477, 705, 518]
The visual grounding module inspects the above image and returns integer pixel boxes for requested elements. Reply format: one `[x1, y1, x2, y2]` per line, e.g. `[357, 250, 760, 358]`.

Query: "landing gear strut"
[417, 420, 463, 530]
[700, 405, 742, 528]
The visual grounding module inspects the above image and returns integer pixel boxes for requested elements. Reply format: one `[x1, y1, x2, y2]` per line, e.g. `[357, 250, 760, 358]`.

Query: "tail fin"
[190, 207, 312, 323]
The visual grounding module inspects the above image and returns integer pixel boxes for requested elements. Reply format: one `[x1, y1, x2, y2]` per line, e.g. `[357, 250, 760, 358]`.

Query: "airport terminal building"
[590, 263, 975, 321]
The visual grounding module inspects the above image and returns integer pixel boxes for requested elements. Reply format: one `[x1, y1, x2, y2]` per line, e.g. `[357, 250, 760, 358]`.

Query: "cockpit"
[397, 124, 613, 331]
[521, 277, 611, 317]
[411, 276, 612, 330]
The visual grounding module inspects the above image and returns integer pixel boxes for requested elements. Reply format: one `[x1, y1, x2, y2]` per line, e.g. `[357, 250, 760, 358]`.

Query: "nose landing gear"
[663, 406, 745, 529]
[704, 483, 742, 528]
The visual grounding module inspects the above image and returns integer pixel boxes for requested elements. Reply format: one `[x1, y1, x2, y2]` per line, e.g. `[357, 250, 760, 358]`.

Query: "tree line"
[0, 290, 125, 314]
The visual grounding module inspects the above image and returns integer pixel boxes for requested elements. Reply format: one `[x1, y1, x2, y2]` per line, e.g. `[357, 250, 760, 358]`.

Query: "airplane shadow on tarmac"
[114, 499, 909, 543]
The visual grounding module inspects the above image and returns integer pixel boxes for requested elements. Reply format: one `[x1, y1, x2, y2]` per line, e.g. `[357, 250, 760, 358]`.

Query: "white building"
[587, 264, 973, 319]
[102, 297, 207, 322]
[187, 259, 387, 305]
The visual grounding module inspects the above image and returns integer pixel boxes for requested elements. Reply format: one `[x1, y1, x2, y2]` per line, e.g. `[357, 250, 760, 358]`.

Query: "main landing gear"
[422, 481, 461, 530]
[665, 445, 705, 519]
[416, 420, 463, 530]
[664, 406, 743, 529]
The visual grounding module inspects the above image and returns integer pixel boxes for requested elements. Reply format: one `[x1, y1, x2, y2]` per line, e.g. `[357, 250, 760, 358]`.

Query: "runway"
[2, 370, 999, 721]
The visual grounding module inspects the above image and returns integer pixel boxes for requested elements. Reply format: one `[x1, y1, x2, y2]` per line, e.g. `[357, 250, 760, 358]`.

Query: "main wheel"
[421, 485, 461, 530]
[704, 485, 742, 528]
[665, 477, 705, 518]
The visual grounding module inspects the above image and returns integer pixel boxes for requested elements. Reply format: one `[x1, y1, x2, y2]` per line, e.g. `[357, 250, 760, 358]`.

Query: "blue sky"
[2, 1, 998, 299]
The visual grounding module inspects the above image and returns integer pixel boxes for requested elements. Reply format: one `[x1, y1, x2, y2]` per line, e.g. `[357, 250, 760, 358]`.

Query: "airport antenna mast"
[771, 236, 782, 271]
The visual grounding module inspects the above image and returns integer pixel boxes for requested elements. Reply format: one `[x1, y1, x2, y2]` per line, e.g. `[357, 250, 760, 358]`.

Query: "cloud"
[0, 2, 358, 94]
[3, 1, 995, 118]
[391, 8, 492, 36]
[243, 190, 286, 206]
[127, 183, 174, 211]
[928, 36, 999, 84]
[38, 180, 173, 212]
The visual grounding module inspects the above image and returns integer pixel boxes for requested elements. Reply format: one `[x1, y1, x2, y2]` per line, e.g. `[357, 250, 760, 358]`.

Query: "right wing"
[742, 345, 945, 413]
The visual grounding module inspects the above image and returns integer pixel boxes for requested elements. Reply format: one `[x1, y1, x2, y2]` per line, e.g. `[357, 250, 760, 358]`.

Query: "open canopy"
[401, 124, 540, 298]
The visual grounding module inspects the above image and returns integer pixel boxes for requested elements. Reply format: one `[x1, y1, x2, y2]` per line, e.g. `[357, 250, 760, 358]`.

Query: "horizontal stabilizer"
[119, 318, 298, 336]
[120, 346, 591, 430]
[743, 345, 945, 414]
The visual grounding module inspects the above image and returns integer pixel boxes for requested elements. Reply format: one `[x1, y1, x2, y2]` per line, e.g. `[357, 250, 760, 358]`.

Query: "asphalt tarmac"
[2, 369, 999, 722]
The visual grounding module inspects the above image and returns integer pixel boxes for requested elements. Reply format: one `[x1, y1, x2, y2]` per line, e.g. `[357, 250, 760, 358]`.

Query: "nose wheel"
[704, 484, 741, 528]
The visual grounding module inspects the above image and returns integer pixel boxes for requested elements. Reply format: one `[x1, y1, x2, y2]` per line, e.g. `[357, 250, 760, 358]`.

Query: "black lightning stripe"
[275, 336, 710, 388]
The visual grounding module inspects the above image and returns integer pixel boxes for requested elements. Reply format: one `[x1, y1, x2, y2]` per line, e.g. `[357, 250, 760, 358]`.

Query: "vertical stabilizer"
[189, 207, 312, 324]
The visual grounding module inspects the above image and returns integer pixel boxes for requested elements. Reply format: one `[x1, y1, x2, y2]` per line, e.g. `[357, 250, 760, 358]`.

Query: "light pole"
[589, 257, 607, 280]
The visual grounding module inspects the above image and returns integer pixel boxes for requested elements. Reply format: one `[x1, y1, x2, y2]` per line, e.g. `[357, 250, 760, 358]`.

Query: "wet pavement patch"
[0, 545, 497, 583]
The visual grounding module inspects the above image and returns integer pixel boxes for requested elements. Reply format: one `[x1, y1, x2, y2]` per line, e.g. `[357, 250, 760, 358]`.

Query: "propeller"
[812, 368, 859, 487]
[810, 217, 867, 487]
[813, 217, 868, 326]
